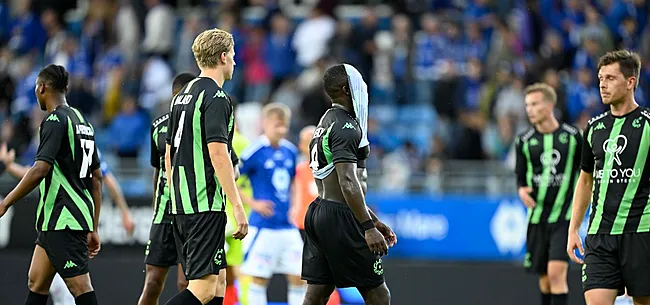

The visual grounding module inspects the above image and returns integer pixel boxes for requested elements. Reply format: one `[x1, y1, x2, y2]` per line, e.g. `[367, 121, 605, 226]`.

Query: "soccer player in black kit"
[0, 64, 103, 305]
[567, 50, 650, 305]
[164, 28, 248, 305]
[302, 64, 396, 305]
[514, 83, 582, 305]
[137, 73, 196, 305]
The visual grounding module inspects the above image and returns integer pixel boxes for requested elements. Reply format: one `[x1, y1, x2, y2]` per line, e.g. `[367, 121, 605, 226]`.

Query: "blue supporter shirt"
[239, 136, 298, 229]
[97, 149, 111, 177]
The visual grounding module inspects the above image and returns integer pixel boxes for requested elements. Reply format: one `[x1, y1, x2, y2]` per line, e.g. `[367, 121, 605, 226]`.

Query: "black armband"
[361, 220, 375, 231]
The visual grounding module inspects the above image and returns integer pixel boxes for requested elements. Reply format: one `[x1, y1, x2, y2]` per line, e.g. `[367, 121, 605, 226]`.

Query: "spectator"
[243, 27, 272, 103]
[7, 0, 47, 55]
[141, 0, 174, 59]
[292, 6, 336, 69]
[265, 12, 296, 92]
[108, 96, 150, 158]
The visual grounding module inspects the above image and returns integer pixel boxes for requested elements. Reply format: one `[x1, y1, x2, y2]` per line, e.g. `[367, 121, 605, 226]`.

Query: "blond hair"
[262, 102, 291, 121]
[524, 82, 557, 104]
[192, 28, 234, 69]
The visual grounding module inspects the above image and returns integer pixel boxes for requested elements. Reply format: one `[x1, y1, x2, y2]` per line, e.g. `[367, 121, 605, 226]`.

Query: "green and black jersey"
[165, 77, 238, 215]
[35, 105, 100, 232]
[581, 107, 650, 235]
[515, 123, 583, 224]
[150, 113, 173, 224]
[310, 107, 369, 179]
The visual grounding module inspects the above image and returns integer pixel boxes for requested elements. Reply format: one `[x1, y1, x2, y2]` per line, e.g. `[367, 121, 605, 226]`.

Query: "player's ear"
[220, 52, 227, 64]
[342, 85, 350, 96]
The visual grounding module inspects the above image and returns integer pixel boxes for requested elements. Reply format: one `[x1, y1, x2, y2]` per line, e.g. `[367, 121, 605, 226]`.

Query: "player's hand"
[375, 221, 397, 247]
[365, 228, 389, 256]
[0, 202, 8, 218]
[518, 187, 536, 208]
[567, 230, 584, 264]
[0, 142, 15, 165]
[121, 210, 135, 236]
[232, 205, 249, 240]
[251, 200, 275, 217]
[88, 232, 101, 259]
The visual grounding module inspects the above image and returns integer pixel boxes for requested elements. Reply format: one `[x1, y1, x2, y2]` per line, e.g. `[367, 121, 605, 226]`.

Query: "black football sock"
[206, 297, 224, 305]
[25, 291, 48, 305]
[541, 293, 551, 305]
[165, 289, 202, 305]
[75, 291, 98, 305]
[551, 293, 568, 305]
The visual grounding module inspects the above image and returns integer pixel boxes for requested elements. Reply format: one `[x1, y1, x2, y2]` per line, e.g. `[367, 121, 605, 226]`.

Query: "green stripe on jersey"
[70, 107, 85, 123]
[35, 181, 46, 230]
[637, 196, 650, 232]
[67, 117, 75, 160]
[589, 118, 625, 234]
[53, 164, 94, 230]
[41, 179, 60, 231]
[152, 126, 159, 150]
[549, 134, 577, 223]
[178, 166, 194, 214]
[170, 170, 178, 214]
[323, 125, 333, 164]
[55, 206, 83, 230]
[611, 121, 650, 234]
[153, 172, 169, 224]
[531, 134, 554, 224]
[192, 90, 209, 212]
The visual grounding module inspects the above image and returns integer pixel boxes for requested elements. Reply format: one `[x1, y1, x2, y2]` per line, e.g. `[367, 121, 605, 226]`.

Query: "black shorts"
[35, 230, 89, 278]
[524, 222, 569, 274]
[583, 233, 650, 297]
[302, 197, 385, 288]
[173, 212, 227, 280]
[145, 223, 179, 267]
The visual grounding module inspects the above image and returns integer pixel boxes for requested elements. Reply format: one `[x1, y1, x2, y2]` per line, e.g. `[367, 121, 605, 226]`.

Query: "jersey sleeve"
[203, 94, 232, 144]
[239, 148, 257, 176]
[580, 124, 595, 173]
[35, 113, 66, 165]
[150, 124, 160, 168]
[329, 122, 362, 164]
[514, 137, 528, 187]
[92, 143, 101, 173]
[357, 145, 370, 168]
[573, 131, 583, 172]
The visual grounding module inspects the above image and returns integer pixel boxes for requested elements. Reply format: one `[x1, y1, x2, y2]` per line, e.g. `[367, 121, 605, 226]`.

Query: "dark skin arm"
[89, 167, 103, 258]
[1, 160, 51, 209]
[152, 168, 159, 209]
[357, 167, 397, 246]
[335, 162, 388, 255]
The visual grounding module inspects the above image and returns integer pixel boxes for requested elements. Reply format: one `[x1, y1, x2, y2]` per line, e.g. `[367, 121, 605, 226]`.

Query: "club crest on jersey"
[529, 138, 539, 146]
[603, 135, 627, 166]
[559, 133, 568, 144]
[540, 149, 562, 175]
[633, 117, 642, 128]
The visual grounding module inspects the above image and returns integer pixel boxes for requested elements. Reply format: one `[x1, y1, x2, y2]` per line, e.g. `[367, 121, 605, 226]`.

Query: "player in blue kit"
[239, 102, 306, 305]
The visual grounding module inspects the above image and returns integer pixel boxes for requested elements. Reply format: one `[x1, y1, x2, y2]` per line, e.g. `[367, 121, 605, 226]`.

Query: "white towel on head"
[343, 64, 369, 148]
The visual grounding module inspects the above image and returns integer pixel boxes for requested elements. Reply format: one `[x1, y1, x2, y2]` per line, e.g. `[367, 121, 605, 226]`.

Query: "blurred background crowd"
[0, 0, 648, 194]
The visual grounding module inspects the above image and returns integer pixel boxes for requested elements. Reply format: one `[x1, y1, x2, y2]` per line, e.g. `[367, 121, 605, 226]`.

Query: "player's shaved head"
[323, 64, 349, 101]
[172, 73, 196, 96]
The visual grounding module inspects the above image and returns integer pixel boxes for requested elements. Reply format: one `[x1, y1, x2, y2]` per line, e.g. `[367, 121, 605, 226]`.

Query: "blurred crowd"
[0, 0, 649, 191]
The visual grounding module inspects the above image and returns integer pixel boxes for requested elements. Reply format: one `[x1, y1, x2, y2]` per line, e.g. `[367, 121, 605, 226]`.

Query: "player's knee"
[546, 269, 566, 286]
[64, 275, 93, 297]
[177, 277, 189, 292]
[188, 276, 218, 303]
[144, 272, 165, 293]
[27, 274, 49, 295]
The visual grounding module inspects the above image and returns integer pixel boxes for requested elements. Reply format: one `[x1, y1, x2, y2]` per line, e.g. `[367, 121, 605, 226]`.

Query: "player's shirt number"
[80, 139, 95, 178]
[174, 111, 186, 148]
[309, 145, 319, 171]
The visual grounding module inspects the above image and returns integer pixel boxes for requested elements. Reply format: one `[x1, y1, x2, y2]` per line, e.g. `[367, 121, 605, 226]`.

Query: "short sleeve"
[357, 145, 370, 168]
[239, 148, 257, 176]
[92, 144, 101, 173]
[150, 124, 160, 168]
[329, 122, 362, 164]
[580, 125, 595, 173]
[573, 131, 583, 172]
[35, 113, 66, 165]
[204, 94, 231, 144]
[514, 137, 527, 187]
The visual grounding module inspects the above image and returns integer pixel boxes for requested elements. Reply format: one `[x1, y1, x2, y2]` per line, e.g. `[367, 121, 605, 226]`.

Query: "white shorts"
[241, 226, 303, 278]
